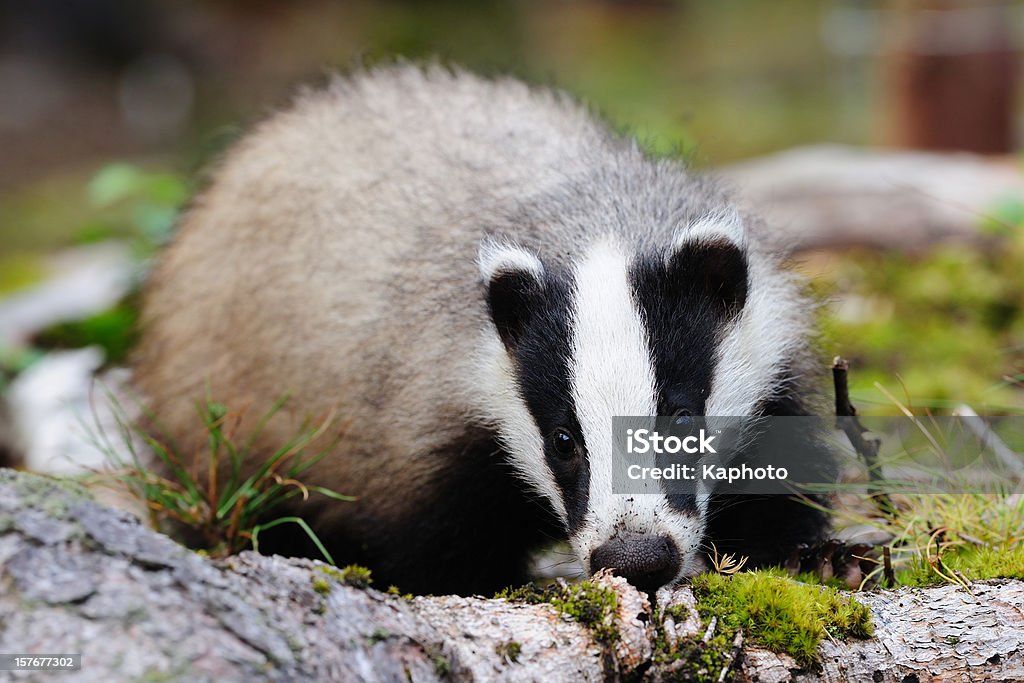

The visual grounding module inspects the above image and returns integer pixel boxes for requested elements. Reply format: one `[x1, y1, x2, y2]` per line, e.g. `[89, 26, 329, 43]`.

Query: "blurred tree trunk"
[882, 0, 1020, 154]
[719, 144, 1024, 252]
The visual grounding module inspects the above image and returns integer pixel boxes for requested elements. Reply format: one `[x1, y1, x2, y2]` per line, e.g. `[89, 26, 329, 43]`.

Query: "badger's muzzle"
[589, 532, 681, 593]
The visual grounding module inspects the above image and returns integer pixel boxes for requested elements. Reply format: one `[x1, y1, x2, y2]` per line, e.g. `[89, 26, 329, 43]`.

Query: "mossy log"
[1, 469, 1022, 682]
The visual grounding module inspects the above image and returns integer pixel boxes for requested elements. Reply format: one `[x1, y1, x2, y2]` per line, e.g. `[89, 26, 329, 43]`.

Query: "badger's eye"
[672, 408, 694, 429]
[551, 428, 577, 458]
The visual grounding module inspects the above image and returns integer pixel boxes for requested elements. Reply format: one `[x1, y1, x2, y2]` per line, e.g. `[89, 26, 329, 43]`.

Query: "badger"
[133, 64, 829, 596]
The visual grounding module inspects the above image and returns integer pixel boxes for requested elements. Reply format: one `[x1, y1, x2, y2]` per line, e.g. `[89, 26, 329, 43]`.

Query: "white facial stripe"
[707, 252, 806, 417]
[570, 237, 658, 474]
[478, 239, 545, 282]
[469, 331, 569, 525]
[474, 239, 559, 520]
[568, 238, 668, 568]
[674, 211, 803, 418]
[673, 209, 746, 254]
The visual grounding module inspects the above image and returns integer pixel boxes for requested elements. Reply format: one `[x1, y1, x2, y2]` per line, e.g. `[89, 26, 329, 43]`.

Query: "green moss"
[368, 628, 390, 644]
[338, 564, 373, 588]
[653, 629, 735, 683]
[946, 544, 1024, 581]
[651, 603, 739, 681]
[431, 652, 450, 677]
[495, 583, 548, 603]
[386, 584, 414, 600]
[794, 571, 848, 591]
[497, 580, 620, 645]
[690, 569, 873, 668]
[495, 640, 522, 664]
[311, 577, 331, 595]
[898, 543, 1024, 587]
[551, 581, 620, 644]
[317, 564, 373, 589]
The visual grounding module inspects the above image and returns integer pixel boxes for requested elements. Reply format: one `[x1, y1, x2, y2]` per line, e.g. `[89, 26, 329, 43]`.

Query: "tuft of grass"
[827, 481, 1024, 588]
[97, 391, 353, 563]
[690, 569, 872, 668]
[899, 542, 1024, 587]
[823, 380, 1024, 589]
[943, 544, 1024, 581]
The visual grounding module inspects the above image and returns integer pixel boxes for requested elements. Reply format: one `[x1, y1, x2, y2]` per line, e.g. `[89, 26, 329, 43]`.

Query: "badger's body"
[134, 64, 828, 595]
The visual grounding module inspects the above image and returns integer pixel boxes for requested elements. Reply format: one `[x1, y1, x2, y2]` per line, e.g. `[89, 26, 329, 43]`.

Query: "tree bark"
[1, 470, 1022, 682]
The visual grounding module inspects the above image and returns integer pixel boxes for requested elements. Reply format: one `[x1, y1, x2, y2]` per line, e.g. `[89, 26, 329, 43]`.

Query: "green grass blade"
[251, 516, 335, 565]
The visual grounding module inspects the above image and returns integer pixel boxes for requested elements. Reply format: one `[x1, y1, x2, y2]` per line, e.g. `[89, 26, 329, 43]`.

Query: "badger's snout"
[589, 532, 681, 593]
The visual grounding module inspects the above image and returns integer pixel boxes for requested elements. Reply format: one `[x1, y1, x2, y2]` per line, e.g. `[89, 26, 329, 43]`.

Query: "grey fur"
[133, 64, 821, 593]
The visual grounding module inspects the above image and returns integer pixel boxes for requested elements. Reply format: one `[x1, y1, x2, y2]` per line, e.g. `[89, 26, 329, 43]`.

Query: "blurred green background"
[1, 0, 1022, 412]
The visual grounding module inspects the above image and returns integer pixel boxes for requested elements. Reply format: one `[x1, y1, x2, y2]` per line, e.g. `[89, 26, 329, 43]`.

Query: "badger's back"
[135, 64, 732, 470]
[139, 66, 593, 450]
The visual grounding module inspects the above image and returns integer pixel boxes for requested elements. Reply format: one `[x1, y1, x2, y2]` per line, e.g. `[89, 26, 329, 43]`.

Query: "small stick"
[662, 613, 678, 653]
[882, 546, 895, 588]
[833, 357, 894, 515]
[702, 616, 718, 643]
[717, 630, 744, 683]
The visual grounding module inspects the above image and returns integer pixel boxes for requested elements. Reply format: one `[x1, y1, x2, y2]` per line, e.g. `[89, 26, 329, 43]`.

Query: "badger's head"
[475, 212, 806, 594]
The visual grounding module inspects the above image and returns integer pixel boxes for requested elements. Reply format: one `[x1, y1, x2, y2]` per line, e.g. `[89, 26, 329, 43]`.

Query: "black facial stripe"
[665, 493, 699, 513]
[487, 269, 543, 349]
[751, 368, 812, 417]
[630, 254, 730, 413]
[630, 247, 747, 513]
[511, 270, 590, 534]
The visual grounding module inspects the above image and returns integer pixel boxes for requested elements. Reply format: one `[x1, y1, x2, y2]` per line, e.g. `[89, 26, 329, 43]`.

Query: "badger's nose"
[589, 532, 681, 594]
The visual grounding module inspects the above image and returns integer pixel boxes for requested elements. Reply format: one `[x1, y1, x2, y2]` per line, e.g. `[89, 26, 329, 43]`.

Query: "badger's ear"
[668, 214, 748, 314]
[479, 240, 545, 349]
